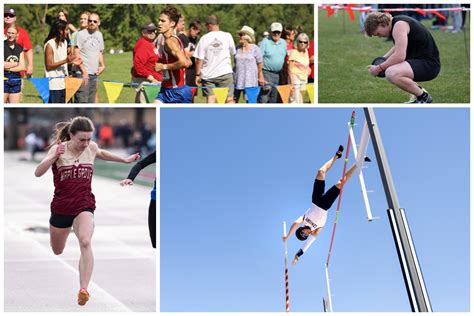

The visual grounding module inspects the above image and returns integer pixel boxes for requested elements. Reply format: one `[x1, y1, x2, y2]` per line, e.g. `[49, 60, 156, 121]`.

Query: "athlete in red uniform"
[154, 6, 192, 103]
[35, 116, 140, 306]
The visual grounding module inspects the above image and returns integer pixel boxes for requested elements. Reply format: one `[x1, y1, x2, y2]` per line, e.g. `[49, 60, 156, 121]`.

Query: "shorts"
[49, 208, 94, 228]
[4, 72, 22, 94]
[407, 59, 440, 82]
[156, 85, 192, 104]
[311, 179, 340, 210]
[201, 73, 234, 98]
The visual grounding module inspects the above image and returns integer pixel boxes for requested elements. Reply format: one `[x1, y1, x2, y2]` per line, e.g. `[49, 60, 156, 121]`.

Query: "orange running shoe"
[77, 288, 90, 306]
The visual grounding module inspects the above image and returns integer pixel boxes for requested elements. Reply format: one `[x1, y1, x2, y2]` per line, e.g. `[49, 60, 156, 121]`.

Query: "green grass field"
[318, 10, 470, 103]
[20, 51, 311, 104]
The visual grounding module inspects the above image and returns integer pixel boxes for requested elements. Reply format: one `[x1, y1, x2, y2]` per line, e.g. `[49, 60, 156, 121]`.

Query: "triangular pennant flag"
[103, 81, 124, 104]
[326, 5, 335, 17]
[244, 87, 261, 104]
[213, 87, 229, 104]
[306, 83, 314, 103]
[428, 10, 446, 21]
[65, 77, 83, 103]
[30, 78, 50, 103]
[345, 4, 355, 22]
[191, 87, 197, 98]
[276, 85, 292, 104]
[143, 85, 161, 103]
[415, 8, 427, 17]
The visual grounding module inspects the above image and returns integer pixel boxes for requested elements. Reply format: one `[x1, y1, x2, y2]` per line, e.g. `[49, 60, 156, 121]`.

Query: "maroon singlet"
[50, 142, 96, 215]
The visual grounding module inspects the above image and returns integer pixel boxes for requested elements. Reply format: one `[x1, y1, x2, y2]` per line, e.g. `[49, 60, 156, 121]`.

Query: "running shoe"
[78, 288, 90, 306]
[414, 91, 433, 103]
[404, 87, 428, 104]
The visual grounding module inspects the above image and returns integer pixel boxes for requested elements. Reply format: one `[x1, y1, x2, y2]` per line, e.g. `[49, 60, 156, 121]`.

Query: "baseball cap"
[5, 8, 16, 17]
[270, 22, 283, 33]
[141, 22, 157, 32]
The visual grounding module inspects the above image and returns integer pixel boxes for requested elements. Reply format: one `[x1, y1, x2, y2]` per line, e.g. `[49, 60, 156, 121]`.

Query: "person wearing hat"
[283, 145, 371, 266]
[4, 8, 34, 80]
[364, 12, 440, 103]
[233, 25, 265, 103]
[132, 22, 162, 103]
[193, 15, 236, 103]
[258, 22, 287, 103]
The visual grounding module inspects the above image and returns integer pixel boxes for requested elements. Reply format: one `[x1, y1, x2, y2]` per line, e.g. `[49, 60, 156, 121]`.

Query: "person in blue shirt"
[120, 151, 156, 248]
[258, 22, 287, 103]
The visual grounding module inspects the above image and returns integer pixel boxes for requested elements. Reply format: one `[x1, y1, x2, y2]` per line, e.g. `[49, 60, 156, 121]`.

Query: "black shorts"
[311, 179, 340, 210]
[407, 59, 440, 82]
[49, 208, 94, 229]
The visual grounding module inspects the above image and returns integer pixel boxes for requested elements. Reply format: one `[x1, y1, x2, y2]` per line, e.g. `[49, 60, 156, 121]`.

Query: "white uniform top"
[44, 38, 68, 90]
[303, 203, 328, 232]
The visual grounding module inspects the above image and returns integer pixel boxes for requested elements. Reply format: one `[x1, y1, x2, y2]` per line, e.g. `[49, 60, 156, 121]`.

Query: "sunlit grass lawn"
[318, 10, 470, 103]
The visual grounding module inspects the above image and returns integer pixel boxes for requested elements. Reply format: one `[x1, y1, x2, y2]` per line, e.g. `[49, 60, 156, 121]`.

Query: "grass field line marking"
[5, 224, 133, 312]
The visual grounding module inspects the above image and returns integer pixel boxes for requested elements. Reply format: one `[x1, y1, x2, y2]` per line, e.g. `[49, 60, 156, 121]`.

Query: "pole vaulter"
[282, 111, 373, 311]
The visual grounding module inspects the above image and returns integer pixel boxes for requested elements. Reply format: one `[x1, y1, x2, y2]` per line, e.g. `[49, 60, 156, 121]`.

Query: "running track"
[4, 151, 157, 312]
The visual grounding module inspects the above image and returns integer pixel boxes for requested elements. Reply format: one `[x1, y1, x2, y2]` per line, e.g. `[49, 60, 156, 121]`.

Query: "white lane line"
[5, 224, 133, 312]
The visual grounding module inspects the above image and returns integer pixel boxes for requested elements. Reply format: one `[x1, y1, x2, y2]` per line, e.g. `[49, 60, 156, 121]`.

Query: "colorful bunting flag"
[213, 87, 229, 104]
[143, 85, 161, 103]
[244, 87, 261, 104]
[65, 77, 83, 103]
[30, 78, 50, 103]
[103, 81, 124, 104]
[276, 85, 292, 104]
[306, 83, 314, 103]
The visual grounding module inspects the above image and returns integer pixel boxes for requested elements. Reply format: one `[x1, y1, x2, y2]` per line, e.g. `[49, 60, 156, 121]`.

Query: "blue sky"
[160, 108, 469, 312]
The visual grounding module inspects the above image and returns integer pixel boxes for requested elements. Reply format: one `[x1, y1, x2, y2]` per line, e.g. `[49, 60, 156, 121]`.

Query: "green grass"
[318, 10, 470, 103]
[21, 51, 311, 104]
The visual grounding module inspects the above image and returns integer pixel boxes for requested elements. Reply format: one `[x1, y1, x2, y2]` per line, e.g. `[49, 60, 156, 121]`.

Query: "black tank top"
[4, 41, 23, 74]
[390, 15, 440, 65]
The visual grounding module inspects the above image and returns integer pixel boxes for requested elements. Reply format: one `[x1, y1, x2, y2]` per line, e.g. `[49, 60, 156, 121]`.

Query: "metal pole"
[363, 108, 432, 312]
[283, 222, 289, 312]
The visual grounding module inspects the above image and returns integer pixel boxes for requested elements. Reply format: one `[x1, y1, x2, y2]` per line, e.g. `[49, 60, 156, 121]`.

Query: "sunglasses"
[88, 19, 98, 24]
[298, 41, 308, 44]
[272, 31, 281, 34]
[301, 231, 308, 239]
[4, 14, 15, 18]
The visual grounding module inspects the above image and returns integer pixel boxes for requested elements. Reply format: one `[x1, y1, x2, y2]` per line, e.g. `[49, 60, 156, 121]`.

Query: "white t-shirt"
[303, 203, 328, 231]
[193, 31, 236, 80]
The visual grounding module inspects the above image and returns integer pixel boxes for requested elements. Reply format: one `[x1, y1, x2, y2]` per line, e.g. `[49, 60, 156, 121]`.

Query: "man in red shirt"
[4, 8, 33, 78]
[308, 38, 314, 83]
[131, 22, 162, 103]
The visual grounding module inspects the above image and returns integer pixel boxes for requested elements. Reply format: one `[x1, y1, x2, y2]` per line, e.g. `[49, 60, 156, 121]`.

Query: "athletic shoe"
[335, 145, 344, 159]
[78, 288, 90, 306]
[404, 87, 428, 104]
[414, 91, 433, 103]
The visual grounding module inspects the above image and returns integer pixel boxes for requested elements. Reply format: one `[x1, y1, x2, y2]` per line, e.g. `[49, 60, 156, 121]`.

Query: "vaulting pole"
[326, 111, 355, 267]
[283, 221, 289, 312]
